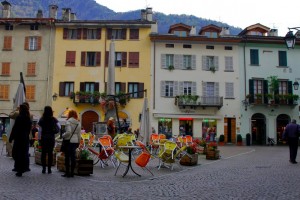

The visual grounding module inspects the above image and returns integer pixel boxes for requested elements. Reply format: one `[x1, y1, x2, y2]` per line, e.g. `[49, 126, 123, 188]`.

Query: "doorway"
[224, 118, 236, 143]
[82, 111, 99, 133]
[251, 113, 266, 145]
[276, 114, 290, 144]
[179, 118, 193, 136]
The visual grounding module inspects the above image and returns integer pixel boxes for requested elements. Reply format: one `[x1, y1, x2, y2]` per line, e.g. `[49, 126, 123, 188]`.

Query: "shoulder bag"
[60, 124, 78, 152]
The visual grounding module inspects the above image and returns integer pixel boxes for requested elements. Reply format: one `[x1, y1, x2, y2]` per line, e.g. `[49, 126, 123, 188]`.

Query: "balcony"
[175, 95, 223, 109]
[248, 93, 299, 107]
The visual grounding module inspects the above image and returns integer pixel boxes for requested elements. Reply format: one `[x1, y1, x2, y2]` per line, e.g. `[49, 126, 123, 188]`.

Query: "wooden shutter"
[82, 28, 87, 39]
[96, 52, 101, 66]
[77, 28, 82, 39]
[24, 36, 29, 50]
[288, 81, 293, 104]
[105, 51, 109, 67]
[249, 79, 254, 103]
[129, 52, 139, 68]
[161, 54, 166, 69]
[121, 52, 127, 67]
[26, 85, 35, 101]
[80, 82, 85, 91]
[191, 55, 196, 69]
[192, 82, 197, 95]
[130, 29, 139, 39]
[59, 82, 65, 96]
[27, 62, 36, 76]
[120, 82, 126, 93]
[263, 80, 268, 104]
[3, 36, 12, 50]
[63, 28, 68, 39]
[107, 28, 112, 39]
[121, 28, 127, 39]
[1, 63, 10, 75]
[95, 82, 99, 91]
[97, 28, 101, 39]
[138, 83, 144, 98]
[160, 81, 165, 97]
[66, 51, 76, 66]
[81, 52, 86, 66]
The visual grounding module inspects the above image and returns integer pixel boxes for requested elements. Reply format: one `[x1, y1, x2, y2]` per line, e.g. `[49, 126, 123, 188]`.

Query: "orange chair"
[135, 151, 153, 176]
[98, 136, 116, 168]
[184, 135, 193, 146]
[149, 133, 159, 154]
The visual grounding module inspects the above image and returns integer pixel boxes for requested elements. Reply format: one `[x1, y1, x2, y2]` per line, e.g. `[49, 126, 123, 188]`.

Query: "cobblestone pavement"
[0, 143, 300, 200]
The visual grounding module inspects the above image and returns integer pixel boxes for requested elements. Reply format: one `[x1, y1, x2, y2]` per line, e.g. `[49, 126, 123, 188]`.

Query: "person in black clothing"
[9, 104, 32, 177]
[38, 106, 60, 174]
[283, 119, 300, 164]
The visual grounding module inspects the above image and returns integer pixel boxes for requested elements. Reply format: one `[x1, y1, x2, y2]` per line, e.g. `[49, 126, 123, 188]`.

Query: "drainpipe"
[153, 40, 156, 110]
[243, 36, 247, 98]
[47, 21, 54, 106]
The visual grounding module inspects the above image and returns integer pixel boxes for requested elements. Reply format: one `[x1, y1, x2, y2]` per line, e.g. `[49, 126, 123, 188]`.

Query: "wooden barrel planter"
[180, 154, 198, 166]
[57, 154, 93, 176]
[35, 151, 56, 166]
[206, 150, 220, 160]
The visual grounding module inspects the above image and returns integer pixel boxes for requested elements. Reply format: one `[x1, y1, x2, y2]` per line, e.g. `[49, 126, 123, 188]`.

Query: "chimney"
[141, 9, 147, 21]
[49, 5, 58, 19]
[146, 7, 153, 21]
[220, 27, 230, 36]
[1, 0, 11, 18]
[36, 9, 43, 18]
[268, 29, 278, 36]
[190, 26, 196, 36]
[70, 12, 76, 21]
[62, 8, 71, 21]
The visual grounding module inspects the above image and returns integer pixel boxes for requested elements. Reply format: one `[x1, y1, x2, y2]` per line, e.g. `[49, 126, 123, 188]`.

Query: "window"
[30, 24, 39, 30]
[63, 28, 81, 39]
[174, 30, 187, 37]
[202, 82, 220, 104]
[225, 82, 234, 98]
[206, 45, 214, 49]
[129, 29, 139, 39]
[1, 62, 10, 76]
[225, 56, 233, 71]
[166, 54, 174, 68]
[107, 28, 126, 40]
[183, 44, 191, 48]
[27, 62, 36, 76]
[128, 82, 144, 98]
[80, 82, 99, 93]
[81, 52, 101, 67]
[253, 79, 263, 98]
[115, 82, 126, 94]
[204, 32, 217, 38]
[129, 52, 139, 68]
[278, 51, 287, 67]
[82, 28, 101, 39]
[3, 36, 12, 50]
[66, 51, 76, 66]
[202, 56, 218, 71]
[26, 85, 35, 101]
[0, 84, 9, 100]
[250, 49, 259, 65]
[24, 36, 41, 51]
[183, 81, 192, 95]
[225, 46, 233, 50]
[248, 31, 263, 36]
[278, 81, 288, 95]
[105, 51, 127, 67]
[5, 24, 13, 30]
[165, 44, 174, 48]
[59, 82, 74, 97]
[183, 55, 192, 69]
[163, 81, 175, 97]
[87, 29, 98, 39]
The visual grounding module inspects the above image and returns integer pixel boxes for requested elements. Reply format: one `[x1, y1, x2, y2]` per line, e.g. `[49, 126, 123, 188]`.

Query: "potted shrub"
[292, 94, 299, 103]
[237, 134, 243, 146]
[92, 91, 101, 104]
[209, 66, 216, 73]
[206, 142, 220, 160]
[180, 143, 198, 166]
[168, 65, 174, 71]
[218, 134, 225, 146]
[255, 94, 263, 104]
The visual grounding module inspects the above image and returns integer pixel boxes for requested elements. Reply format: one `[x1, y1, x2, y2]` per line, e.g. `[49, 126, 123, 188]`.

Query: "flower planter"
[57, 154, 93, 176]
[180, 154, 198, 166]
[35, 151, 56, 166]
[237, 142, 243, 146]
[206, 150, 220, 160]
[218, 142, 225, 146]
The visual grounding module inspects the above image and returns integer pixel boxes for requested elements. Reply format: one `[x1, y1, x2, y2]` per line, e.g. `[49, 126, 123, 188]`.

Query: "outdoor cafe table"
[118, 146, 141, 177]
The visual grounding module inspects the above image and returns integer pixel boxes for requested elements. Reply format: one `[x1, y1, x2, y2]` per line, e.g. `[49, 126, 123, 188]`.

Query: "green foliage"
[219, 134, 225, 142]
[237, 134, 242, 142]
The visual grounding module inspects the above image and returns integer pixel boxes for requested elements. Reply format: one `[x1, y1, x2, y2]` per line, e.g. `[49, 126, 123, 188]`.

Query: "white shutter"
[202, 82, 207, 96]
[225, 56, 233, 71]
[214, 56, 219, 70]
[160, 81, 165, 97]
[214, 82, 219, 96]
[192, 82, 197, 95]
[179, 55, 184, 69]
[225, 82, 234, 98]
[174, 54, 180, 69]
[192, 55, 196, 69]
[202, 56, 207, 70]
[174, 81, 179, 96]
[161, 54, 166, 69]
[179, 81, 184, 95]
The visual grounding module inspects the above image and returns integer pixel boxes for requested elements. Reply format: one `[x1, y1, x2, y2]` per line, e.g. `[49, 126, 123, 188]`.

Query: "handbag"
[60, 124, 78, 152]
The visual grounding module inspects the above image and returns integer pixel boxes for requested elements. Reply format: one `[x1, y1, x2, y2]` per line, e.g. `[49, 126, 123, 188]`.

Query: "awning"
[0, 113, 9, 118]
[153, 113, 222, 119]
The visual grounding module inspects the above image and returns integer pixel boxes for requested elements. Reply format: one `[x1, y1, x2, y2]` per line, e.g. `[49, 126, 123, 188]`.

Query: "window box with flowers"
[180, 143, 198, 166]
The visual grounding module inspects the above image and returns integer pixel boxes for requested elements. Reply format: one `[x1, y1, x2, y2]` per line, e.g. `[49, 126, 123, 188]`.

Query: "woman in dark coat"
[9, 104, 32, 177]
[38, 106, 60, 174]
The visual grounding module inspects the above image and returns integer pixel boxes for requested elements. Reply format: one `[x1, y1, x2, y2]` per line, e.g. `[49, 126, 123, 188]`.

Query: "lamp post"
[242, 99, 250, 111]
[284, 27, 300, 49]
[52, 93, 58, 101]
[293, 81, 299, 90]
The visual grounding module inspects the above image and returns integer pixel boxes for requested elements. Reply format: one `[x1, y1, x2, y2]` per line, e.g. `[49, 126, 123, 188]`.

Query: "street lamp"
[52, 93, 58, 101]
[284, 27, 300, 49]
[293, 81, 299, 90]
[242, 99, 250, 111]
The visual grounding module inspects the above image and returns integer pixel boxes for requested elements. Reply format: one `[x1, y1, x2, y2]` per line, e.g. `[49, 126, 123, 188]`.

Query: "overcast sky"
[95, 0, 300, 36]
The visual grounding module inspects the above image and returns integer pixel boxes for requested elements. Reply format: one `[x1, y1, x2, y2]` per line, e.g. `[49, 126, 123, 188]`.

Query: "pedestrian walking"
[9, 104, 32, 177]
[61, 109, 81, 177]
[283, 119, 300, 164]
[38, 106, 60, 174]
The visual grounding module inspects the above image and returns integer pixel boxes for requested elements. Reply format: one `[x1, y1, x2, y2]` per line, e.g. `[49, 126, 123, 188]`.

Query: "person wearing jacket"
[38, 106, 60, 174]
[61, 109, 81, 177]
[283, 119, 300, 164]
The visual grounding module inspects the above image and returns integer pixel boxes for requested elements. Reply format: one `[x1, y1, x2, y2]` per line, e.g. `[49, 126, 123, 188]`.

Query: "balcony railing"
[176, 95, 223, 109]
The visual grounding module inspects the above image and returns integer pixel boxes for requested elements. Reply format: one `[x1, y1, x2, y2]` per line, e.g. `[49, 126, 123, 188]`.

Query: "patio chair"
[114, 150, 129, 176]
[184, 135, 193, 146]
[1, 134, 7, 155]
[135, 151, 153, 176]
[149, 133, 159, 154]
[157, 141, 177, 170]
[98, 136, 116, 168]
[81, 132, 90, 148]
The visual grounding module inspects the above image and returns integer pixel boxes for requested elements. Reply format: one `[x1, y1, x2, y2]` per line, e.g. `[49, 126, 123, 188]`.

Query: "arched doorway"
[251, 113, 266, 145]
[276, 114, 290, 144]
[82, 111, 99, 133]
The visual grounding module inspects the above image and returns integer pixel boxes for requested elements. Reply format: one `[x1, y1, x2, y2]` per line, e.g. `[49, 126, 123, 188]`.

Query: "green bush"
[237, 134, 242, 142]
[219, 134, 225, 142]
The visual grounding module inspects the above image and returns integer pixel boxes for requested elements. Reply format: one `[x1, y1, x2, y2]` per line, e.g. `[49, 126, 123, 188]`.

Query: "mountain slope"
[6, 0, 242, 34]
